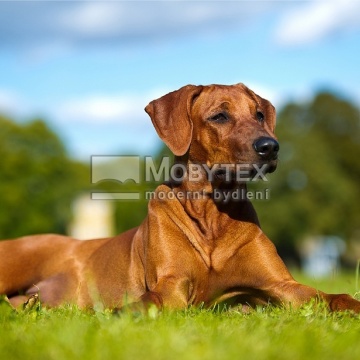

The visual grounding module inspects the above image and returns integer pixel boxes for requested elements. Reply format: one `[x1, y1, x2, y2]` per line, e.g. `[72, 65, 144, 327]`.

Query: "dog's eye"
[209, 112, 229, 123]
[256, 111, 264, 123]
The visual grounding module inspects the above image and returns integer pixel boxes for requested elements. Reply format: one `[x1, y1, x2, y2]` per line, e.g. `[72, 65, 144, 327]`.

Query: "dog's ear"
[237, 83, 276, 133]
[145, 85, 203, 156]
[259, 97, 276, 133]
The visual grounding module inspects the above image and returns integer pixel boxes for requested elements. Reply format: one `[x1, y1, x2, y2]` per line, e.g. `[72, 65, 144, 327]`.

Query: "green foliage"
[1, 274, 360, 360]
[252, 91, 360, 245]
[0, 115, 89, 238]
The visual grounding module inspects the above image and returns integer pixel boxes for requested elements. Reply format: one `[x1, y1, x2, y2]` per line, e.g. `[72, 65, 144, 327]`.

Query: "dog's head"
[145, 83, 279, 182]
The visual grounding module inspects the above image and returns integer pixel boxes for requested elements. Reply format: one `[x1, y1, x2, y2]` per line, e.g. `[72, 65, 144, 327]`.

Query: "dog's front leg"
[230, 232, 360, 313]
[143, 275, 191, 308]
[270, 280, 360, 313]
[117, 275, 190, 313]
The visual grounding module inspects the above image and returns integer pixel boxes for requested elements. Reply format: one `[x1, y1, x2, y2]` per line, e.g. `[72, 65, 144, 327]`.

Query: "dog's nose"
[253, 137, 279, 160]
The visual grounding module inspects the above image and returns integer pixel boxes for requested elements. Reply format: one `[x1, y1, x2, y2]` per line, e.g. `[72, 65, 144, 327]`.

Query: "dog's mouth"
[213, 161, 277, 183]
[265, 160, 278, 174]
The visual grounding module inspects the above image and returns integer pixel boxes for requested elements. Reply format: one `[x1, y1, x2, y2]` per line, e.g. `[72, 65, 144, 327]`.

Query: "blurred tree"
[0, 115, 89, 239]
[252, 91, 360, 248]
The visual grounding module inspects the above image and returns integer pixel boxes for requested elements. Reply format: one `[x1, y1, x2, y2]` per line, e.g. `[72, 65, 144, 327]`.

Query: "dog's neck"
[172, 156, 249, 198]
[167, 157, 259, 239]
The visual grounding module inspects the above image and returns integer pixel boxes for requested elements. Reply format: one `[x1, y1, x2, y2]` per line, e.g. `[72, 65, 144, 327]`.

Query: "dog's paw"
[329, 294, 360, 314]
[23, 293, 40, 311]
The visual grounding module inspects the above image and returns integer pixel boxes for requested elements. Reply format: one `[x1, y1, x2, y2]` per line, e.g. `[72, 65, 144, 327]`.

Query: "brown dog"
[1, 83, 359, 312]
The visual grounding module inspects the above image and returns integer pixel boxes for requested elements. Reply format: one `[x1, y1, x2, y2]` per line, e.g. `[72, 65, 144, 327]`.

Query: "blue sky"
[0, 1, 359, 160]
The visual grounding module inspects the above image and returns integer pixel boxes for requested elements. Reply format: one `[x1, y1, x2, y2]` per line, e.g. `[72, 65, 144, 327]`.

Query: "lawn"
[1, 272, 359, 360]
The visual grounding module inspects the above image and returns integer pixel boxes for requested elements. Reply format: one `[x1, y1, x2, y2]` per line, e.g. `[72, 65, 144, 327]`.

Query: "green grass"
[1, 272, 360, 360]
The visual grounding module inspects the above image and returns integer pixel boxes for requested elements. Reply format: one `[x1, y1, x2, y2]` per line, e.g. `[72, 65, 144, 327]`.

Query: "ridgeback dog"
[1, 83, 360, 313]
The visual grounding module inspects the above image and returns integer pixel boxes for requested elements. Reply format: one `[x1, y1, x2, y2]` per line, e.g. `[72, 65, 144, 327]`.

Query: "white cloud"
[59, 95, 145, 124]
[57, 2, 128, 37]
[274, 0, 360, 46]
[58, 89, 168, 124]
[1, 1, 359, 53]
[56, 2, 268, 39]
[0, 2, 273, 51]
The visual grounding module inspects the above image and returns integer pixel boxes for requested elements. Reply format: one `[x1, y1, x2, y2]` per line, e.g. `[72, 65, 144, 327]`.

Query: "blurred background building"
[68, 195, 115, 240]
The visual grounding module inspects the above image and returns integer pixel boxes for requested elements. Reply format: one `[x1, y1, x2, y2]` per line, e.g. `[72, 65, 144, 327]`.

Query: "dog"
[1, 83, 359, 312]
